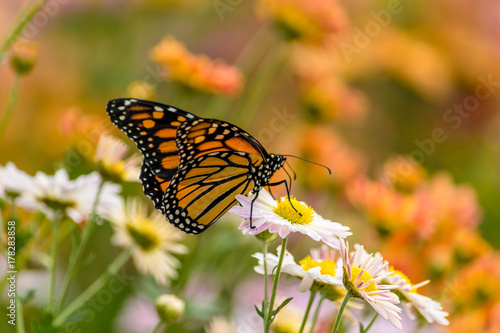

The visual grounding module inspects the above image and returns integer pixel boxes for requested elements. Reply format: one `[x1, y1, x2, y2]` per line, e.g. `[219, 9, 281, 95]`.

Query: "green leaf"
[77, 253, 96, 274]
[20, 289, 36, 304]
[272, 297, 293, 316]
[31, 312, 57, 333]
[254, 304, 264, 319]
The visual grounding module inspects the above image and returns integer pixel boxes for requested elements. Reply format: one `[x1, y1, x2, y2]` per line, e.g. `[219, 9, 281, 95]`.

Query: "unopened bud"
[10, 40, 38, 75]
[255, 230, 278, 244]
[155, 294, 185, 324]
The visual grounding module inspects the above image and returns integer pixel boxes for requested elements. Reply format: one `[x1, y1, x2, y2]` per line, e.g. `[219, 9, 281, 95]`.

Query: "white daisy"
[17, 169, 122, 223]
[384, 269, 449, 326]
[94, 134, 141, 182]
[231, 189, 351, 249]
[338, 239, 403, 330]
[107, 198, 188, 285]
[253, 245, 343, 294]
[0, 162, 33, 199]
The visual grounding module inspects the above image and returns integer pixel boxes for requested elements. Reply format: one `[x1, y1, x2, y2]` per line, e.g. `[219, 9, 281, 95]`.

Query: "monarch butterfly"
[106, 98, 288, 234]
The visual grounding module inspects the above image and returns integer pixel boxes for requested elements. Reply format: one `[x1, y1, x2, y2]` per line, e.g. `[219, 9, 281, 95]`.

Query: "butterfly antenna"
[282, 155, 331, 175]
[285, 160, 297, 180]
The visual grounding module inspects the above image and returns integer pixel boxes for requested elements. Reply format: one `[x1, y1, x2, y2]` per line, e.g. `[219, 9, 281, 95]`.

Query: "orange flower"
[382, 156, 427, 192]
[451, 228, 491, 266]
[452, 253, 500, 312]
[150, 36, 243, 96]
[370, 28, 453, 100]
[297, 126, 366, 189]
[256, 0, 347, 44]
[300, 76, 367, 124]
[347, 177, 434, 237]
[418, 172, 482, 232]
[447, 310, 489, 333]
[446, 253, 500, 332]
[59, 107, 109, 140]
[290, 44, 368, 124]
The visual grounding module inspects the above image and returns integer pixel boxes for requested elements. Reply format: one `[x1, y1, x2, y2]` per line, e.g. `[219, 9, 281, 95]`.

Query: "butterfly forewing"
[107, 98, 198, 180]
[140, 162, 169, 211]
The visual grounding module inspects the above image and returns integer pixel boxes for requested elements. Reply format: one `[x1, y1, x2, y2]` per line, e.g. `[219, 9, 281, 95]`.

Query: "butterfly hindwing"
[162, 151, 263, 234]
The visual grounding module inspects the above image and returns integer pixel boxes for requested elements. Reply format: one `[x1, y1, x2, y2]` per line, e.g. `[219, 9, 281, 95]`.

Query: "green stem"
[309, 296, 325, 333]
[0, 75, 20, 142]
[261, 240, 269, 328]
[360, 313, 378, 333]
[10, 197, 19, 221]
[265, 237, 288, 332]
[48, 211, 62, 313]
[15, 293, 26, 333]
[55, 180, 105, 313]
[0, 0, 49, 61]
[299, 290, 317, 333]
[150, 321, 163, 333]
[53, 247, 133, 327]
[331, 293, 350, 333]
[235, 43, 289, 127]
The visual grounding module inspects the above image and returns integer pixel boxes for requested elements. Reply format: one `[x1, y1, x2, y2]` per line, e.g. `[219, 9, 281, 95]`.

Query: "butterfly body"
[107, 98, 285, 234]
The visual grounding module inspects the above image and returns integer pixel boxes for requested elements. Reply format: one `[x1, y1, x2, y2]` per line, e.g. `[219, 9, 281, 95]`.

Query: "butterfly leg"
[249, 190, 261, 229]
[267, 185, 275, 200]
[267, 179, 302, 216]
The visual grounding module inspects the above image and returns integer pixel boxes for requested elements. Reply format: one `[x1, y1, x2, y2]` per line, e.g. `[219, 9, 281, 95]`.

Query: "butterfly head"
[269, 154, 286, 170]
[253, 153, 285, 189]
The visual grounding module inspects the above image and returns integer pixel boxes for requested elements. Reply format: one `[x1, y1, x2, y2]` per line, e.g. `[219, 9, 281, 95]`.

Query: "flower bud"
[10, 40, 38, 75]
[155, 294, 185, 324]
[255, 230, 278, 244]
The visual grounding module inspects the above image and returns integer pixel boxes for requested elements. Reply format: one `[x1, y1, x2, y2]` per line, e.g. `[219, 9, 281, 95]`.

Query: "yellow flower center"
[390, 267, 416, 292]
[350, 267, 377, 293]
[299, 255, 337, 276]
[273, 197, 314, 224]
[97, 160, 126, 182]
[126, 219, 161, 251]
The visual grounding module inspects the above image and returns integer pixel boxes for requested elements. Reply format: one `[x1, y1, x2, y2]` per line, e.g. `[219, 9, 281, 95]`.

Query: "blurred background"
[1, 0, 500, 332]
